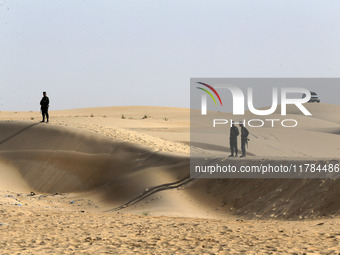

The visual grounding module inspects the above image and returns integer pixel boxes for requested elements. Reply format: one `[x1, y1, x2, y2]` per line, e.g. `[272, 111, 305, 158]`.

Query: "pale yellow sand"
[1, 197, 339, 254]
[0, 104, 339, 254]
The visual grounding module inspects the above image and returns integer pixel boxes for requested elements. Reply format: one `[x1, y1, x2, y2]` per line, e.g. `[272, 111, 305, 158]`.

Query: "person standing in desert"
[239, 123, 249, 157]
[40, 91, 49, 123]
[228, 122, 239, 157]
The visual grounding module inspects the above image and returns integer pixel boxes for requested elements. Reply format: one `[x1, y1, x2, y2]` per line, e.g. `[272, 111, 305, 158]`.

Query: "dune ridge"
[0, 110, 339, 219]
[0, 105, 339, 254]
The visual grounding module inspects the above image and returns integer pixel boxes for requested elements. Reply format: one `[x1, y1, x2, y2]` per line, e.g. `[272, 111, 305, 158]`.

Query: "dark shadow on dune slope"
[104, 174, 192, 212]
[0, 122, 41, 145]
[0, 121, 339, 220]
[0, 121, 190, 201]
[188, 178, 340, 220]
[182, 141, 256, 156]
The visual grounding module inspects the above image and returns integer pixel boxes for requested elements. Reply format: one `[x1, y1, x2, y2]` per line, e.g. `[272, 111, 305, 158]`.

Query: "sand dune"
[192, 103, 340, 158]
[189, 177, 340, 219]
[282, 103, 340, 124]
[0, 121, 192, 214]
[0, 105, 339, 218]
[0, 105, 339, 253]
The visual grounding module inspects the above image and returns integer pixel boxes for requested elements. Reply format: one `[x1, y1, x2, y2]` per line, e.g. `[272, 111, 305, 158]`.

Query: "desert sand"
[0, 104, 339, 254]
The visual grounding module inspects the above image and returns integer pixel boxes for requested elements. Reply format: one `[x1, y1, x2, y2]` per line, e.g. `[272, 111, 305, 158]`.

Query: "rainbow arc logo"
[196, 82, 223, 115]
[196, 82, 223, 106]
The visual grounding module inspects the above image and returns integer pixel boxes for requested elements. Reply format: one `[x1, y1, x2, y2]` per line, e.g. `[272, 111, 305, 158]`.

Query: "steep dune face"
[0, 104, 339, 219]
[0, 122, 189, 201]
[0, 150, 130, 193]
[189, 178, 340, 219]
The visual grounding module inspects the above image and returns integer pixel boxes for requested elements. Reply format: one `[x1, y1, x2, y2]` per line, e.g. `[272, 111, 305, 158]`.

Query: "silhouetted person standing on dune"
[40, 91, 49, 123]
[239, 123, 249, 157]
[228, 122, 239, 157]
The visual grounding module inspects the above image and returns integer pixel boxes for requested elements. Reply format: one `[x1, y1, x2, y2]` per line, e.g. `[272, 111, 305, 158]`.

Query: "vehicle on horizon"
[302, 91, 320, 103]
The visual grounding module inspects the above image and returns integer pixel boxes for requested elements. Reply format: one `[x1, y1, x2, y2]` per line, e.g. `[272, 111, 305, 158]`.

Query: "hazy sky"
[1, 0, 340, 111]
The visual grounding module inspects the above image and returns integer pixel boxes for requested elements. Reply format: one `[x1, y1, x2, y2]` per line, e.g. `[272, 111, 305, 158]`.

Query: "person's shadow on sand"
[0, 122, 41, 146]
